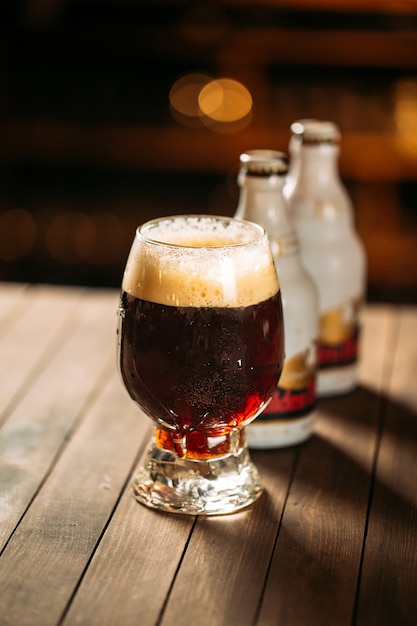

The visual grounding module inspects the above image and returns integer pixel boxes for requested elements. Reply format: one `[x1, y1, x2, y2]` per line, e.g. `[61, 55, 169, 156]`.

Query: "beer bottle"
[235, 149, 319, 448]
[286, 119, 367, 396]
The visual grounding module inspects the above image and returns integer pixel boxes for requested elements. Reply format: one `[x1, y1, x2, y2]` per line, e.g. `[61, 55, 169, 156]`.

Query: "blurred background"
[1, 0, 417, 302]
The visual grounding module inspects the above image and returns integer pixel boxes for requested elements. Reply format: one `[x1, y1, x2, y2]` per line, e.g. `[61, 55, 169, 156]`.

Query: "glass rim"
[136, 214, 267, 250]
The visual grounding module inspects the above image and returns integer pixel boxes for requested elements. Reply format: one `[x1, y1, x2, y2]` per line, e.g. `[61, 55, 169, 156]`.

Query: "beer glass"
[118, 215, 284, 515]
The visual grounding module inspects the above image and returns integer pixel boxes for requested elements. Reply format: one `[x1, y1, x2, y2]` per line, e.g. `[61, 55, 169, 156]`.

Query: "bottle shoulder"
[296, 233, 367, 308]
[295, 217, 365, 252]
[288, 186, 353, 221]
[235, 194, 298, 249]
[275, 257, 319, 347]
[275, 254, 318, 301]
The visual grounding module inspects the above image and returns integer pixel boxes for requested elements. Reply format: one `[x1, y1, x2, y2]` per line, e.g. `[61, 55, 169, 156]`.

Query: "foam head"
[122, 215, 279, 307]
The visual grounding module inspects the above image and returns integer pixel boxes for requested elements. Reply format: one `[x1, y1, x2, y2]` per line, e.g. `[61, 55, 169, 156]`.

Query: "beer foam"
[122, 216, 279, 307]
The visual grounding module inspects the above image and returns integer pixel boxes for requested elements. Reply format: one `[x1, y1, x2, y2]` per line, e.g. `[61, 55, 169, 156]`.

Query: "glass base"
[131, 438, 263, 515]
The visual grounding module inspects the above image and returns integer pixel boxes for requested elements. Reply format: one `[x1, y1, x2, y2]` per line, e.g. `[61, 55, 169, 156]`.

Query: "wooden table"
[1, 283, 416, 626]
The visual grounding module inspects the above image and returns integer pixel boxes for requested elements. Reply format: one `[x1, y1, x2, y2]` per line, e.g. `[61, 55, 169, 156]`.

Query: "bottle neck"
[295, 143, 341, 188]
[235, 175, 299, 257]
[288, 141, 353, 221]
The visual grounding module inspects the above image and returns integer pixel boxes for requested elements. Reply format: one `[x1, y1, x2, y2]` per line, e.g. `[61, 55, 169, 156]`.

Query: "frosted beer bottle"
[235, 150, 318, 448]
[286, 119, 367, 396]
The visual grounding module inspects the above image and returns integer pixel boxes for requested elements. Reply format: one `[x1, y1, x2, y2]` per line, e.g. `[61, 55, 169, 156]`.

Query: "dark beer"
[119, 291, 284, 459]
[118, 215, 283, 464]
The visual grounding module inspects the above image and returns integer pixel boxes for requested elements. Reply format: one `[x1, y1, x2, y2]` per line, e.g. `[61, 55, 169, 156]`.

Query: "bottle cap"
[290, 119, 341, 144]
[239, 150, 288, 176]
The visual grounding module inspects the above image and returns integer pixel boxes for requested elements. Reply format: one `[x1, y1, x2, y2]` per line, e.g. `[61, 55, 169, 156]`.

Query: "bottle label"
[260, 346, 316, 421]
[318, 301, 360, 369]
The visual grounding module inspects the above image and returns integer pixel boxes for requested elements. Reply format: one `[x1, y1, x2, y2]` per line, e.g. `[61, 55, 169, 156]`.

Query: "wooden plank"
[62, 446, 295, 626]
[61, 462, 195, 626]
[0, 367, 148, 626]
[159, 447, 296, 626]
[255, 306, 398, 625]
[1, 302, 411, 626]
[0, 285, 83, 423]
[356, 307, 417, 626]
[0, 285, 193, 626]
[0, 283, 28, 343]
[0, 283, 27, 322]
[383, 306, 417, 410]
[358, 305, 398, 392]
[0, 289, 119, 550]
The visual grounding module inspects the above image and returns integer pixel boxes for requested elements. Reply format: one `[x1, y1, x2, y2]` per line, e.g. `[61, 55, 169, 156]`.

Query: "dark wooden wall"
[1, 0, 417, 301]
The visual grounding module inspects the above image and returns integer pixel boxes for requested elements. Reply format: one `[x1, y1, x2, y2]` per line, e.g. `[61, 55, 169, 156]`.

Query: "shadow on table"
[247, 384, 417, 625]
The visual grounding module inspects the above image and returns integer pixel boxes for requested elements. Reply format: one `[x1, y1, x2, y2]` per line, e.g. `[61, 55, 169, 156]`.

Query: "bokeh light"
[169, 73, 211, 118]
[76, 212, 128, 266]
[198, 78, 252, 123]
[394, 78, 417, 161]
[45, 211, 93, 265]
[169, 74, 253, 133]
[45, 210, 129, 266]
[0, 209, 37, 261]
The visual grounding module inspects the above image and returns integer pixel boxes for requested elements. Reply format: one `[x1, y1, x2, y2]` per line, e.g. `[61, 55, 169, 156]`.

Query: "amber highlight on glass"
[118, 215, 284, 515]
